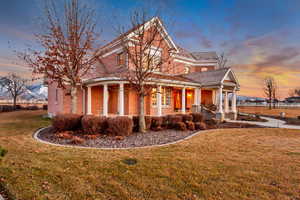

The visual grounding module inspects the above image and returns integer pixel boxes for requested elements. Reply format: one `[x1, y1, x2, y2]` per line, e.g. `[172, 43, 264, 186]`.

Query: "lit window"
[162, 87, 171, 106]
[151, 88, 157, 106]
[201, 67, 208, 72]
[151, 87, 172, 106]
[117, 52, 126, 66]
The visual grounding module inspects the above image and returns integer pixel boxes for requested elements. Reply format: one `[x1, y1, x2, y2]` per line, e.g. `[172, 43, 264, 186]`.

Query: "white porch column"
[198, 88, 202, 106]
[224, 91, 229, 113]
[182, 87, 186, 113]
[157, 85, 162, 116]
[214, 90, 218, 105]
[118, 83, 124, 116]
[231, 88, 237, 113]
[103, 84, 108, 116]
[218, 86, 223, 113]
[194, 88, 199, 105]
[82, 88, 86, 114]
[87, 86, 92, 115]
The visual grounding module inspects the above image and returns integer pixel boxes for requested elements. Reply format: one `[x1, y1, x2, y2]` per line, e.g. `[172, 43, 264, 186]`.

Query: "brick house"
[48, 17, 240, 120]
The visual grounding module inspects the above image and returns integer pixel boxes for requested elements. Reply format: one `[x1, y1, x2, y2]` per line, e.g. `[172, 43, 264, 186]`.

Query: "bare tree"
[263, 76, 277, 109]
[19, 0, 100, 114]
[217, 52, 228, 69]
[116, 11, 173, 132]
[0, 73, 27, 109]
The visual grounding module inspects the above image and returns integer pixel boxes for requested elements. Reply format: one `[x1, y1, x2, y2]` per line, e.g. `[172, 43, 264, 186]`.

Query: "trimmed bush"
[151, 116, 163, 131]
[174, 122, 187, 131]
[52, 114, 82, 132]
[107, 116, 133, 136]
[0, 105, 14, 113]
[42, 104, 48, 110]
[161, 115, 169, 129]
[132, 116, 152, 132]
[195, 122, 207, 130]
[186, 121, 195, 131]
[56, 131, 74, 139]
[182, 114, 193, 123]
[191, 113, 203, 122]
[81, 115, 107, 135]
[26, 106, 39, 110]
[168, 115, 183, 128]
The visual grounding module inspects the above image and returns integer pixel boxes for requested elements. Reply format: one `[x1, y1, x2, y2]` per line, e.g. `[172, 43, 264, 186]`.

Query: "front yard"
[0, 111, 300, 200]
[238, 106, 300, 118]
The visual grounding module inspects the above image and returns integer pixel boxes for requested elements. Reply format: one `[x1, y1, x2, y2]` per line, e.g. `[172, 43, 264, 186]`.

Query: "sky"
[0, 0, 300, 98]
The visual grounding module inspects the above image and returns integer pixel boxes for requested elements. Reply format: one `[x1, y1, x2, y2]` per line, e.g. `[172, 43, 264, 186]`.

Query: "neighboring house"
[48, 17, 240, 120]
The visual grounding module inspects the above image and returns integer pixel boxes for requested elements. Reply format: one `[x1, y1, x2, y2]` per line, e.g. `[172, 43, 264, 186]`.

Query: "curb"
[33, 127, 219, 150]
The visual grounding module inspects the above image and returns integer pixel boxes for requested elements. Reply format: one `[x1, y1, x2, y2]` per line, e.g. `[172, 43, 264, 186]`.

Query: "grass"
[0, 111, 300, 200]
[238, 106, 300, 118]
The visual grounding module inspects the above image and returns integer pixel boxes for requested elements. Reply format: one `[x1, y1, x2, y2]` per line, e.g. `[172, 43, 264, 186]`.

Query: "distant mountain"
[0, 83, 48, 101]
[227, 94, 266, 102]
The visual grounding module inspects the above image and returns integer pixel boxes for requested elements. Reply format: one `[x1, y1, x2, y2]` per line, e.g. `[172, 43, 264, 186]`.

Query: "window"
[151, 88, 157, 106]
[201, 67, 208, 72]
[162, 87, 171, 106]
[151, 87, 172, 107]
[55, 89, 58, 102]
[184, 66, 190, 74]
[117, 52, 126, 66]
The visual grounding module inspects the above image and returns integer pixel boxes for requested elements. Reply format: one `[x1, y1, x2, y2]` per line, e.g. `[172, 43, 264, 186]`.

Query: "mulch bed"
[37, 122, 265, 149]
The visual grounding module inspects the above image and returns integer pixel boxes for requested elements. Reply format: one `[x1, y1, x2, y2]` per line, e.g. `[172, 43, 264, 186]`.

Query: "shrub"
[182, 114, 193, 123]
[26, 105, 39, 110]
[151, 116, 163, 131]
[42, 104, 48, 110]
[52, 114, 82, 132]
[186, 121, 195, 131]
[83, 134, 100, 140]
[70, 136, 85, 144]
[161, 115, 169, 129]
[107, 116, 133, 136]
[81, 115, 107, 135]
[0, 146, 7, 158]
[168, 115, 183, 128]
[174, 122, 187, 131]
[195, 122, 207, 130]
[298, 116, 300, 120]
[0, 105, 14, 112]
[132, 116, 152, 132]
[191, 113, 203, 122]
[15, 105, 22, 110]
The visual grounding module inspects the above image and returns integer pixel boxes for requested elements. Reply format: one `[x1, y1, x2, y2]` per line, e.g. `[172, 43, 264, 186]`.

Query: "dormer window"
[184, 66, 190, 74]
[117, 52, 126, 66]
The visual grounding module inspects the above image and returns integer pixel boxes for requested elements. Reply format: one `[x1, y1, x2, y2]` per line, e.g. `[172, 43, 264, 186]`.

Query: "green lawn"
[0, 111, 300, 200]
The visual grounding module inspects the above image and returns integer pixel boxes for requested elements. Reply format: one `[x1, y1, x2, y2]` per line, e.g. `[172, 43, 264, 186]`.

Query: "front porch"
[82, 81, 238, 120]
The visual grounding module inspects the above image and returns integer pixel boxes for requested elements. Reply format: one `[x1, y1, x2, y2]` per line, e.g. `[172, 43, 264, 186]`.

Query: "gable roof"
[182, 67, 239, 88]
[99, 17, 178, 52]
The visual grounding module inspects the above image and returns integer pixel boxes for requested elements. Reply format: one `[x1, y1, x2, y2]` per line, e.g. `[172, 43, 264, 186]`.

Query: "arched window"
[184, 66, 190, 74]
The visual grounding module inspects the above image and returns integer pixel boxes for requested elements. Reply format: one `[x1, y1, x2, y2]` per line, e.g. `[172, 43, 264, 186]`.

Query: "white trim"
[87, 86, 92, 114]
[101, 47, 123, 58]
[157, 85, 162, 116]
[173, 58, 217, 66]
[118, 83, 124, 116]
[182, 87, 186, 113]
[103, 84, 108, 116]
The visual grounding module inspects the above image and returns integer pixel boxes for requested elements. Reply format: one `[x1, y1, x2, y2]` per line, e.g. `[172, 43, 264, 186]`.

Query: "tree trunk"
[138, 94, 146, 133]
[70, 85, 78, 114]
[13, 96, 17, 110]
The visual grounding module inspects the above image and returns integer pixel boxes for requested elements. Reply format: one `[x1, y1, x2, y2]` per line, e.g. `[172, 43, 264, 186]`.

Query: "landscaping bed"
[36, 116, 265, 148]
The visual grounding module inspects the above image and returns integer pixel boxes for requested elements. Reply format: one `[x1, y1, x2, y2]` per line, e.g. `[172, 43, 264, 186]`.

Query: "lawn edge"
[33, 127, 218, 150]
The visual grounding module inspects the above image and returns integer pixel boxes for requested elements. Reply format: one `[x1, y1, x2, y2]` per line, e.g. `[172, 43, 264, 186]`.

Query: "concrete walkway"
[229, 116, 300, 130]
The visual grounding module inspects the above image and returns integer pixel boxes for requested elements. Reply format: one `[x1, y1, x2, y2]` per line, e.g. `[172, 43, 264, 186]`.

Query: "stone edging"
[33, 127, 218, 150]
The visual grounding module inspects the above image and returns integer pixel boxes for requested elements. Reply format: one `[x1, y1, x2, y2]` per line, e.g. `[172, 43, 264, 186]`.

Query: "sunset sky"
[0, 0, 300, 98]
